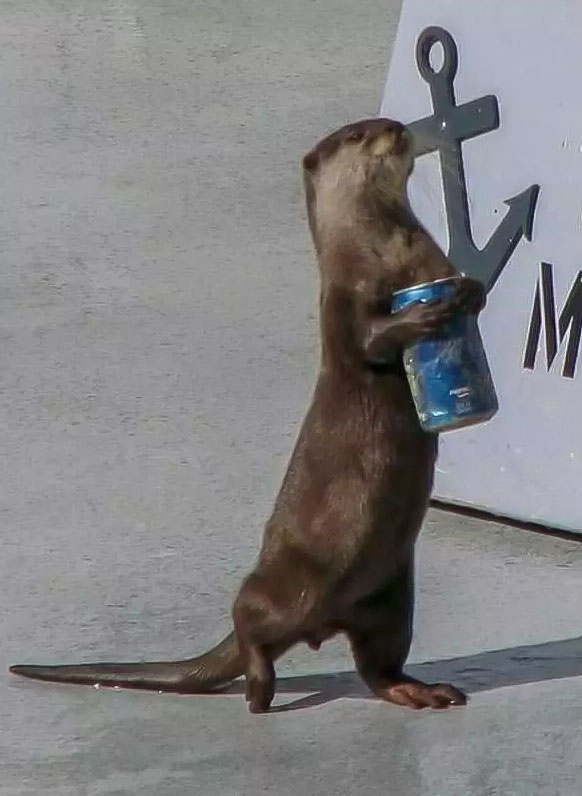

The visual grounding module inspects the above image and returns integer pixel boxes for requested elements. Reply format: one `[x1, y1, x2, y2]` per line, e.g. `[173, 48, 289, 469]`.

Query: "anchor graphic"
[407, 26, 539, 292]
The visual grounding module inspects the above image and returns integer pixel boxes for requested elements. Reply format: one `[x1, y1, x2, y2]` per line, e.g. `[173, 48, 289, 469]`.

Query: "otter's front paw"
[394, 298, 455, 343]
[452, 276, 486, 315]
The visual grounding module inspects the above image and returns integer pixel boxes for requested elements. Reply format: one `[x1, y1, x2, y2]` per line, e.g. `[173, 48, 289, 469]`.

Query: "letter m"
[523, 262, 582, 379]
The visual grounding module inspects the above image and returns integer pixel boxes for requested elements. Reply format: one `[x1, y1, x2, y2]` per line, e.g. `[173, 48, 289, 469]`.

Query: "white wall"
[382, 0, 582, 532]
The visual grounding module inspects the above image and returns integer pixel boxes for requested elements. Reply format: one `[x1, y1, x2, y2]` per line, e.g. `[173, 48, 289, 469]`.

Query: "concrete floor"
[2, 1, 582, 794]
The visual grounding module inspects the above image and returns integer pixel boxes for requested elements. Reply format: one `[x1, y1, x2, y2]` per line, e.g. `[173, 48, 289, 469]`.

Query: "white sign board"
[381, 0, 582, 532]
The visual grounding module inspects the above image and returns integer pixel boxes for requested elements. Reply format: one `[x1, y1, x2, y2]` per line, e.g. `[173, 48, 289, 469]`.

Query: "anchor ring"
[416, 26, 458, 83]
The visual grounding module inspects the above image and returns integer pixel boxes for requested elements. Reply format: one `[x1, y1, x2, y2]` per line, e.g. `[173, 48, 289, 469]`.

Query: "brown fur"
[10, 118, 485, 713]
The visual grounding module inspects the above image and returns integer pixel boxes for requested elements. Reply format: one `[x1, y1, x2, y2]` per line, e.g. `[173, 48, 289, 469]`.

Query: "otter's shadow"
[224, 635, 582, 712]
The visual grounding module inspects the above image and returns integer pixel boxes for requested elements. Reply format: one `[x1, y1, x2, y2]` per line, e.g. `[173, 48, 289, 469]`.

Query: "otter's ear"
[302, 149, 319, 173]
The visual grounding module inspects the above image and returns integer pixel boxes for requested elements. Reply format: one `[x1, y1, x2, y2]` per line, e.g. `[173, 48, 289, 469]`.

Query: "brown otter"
[10, 118, 485, 713]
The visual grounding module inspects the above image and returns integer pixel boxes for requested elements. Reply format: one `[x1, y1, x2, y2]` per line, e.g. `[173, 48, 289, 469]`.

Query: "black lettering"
[523, 262, 582, 379]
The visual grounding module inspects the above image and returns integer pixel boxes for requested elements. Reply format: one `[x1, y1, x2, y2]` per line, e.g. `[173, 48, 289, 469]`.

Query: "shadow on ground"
[222, 635, 582, 711]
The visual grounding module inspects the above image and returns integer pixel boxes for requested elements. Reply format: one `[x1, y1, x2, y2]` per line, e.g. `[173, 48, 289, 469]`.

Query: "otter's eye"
[345, 130, 364, 143]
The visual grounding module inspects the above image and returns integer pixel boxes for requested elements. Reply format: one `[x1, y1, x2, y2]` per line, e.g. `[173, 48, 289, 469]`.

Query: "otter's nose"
[388, 122, 410, 154]
[385, 121, 406, 139]
[366, 120, 410, 156]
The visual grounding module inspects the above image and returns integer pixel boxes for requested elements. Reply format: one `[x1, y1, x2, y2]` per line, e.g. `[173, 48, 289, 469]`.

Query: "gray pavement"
[2, 2, 582, 794]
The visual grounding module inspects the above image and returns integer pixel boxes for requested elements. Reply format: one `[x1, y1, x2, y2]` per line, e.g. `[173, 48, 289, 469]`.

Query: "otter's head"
[302, 118, 414, 251]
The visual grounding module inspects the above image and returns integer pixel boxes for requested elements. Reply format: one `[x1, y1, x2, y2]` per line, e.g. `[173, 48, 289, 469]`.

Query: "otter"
[10, 118, 485, 713]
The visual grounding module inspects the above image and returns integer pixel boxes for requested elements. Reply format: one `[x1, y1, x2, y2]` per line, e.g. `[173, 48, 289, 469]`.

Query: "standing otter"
[10, 118, 485, 713]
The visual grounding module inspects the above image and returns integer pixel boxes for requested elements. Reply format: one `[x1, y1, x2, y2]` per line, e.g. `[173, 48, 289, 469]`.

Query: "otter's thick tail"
[9, 632, 243, 693]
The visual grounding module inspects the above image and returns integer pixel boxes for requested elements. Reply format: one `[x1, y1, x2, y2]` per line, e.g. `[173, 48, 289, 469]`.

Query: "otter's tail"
[9, 632, 243, 693]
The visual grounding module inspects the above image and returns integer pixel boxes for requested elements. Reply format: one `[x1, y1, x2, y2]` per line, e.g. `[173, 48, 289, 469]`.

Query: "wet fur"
[10, 118, 485, 713]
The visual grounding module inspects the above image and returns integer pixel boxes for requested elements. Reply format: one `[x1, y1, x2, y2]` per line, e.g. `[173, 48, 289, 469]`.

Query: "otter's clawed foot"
[244, 652, 275, 714]
[245, 678, 274, 713]
[373, 678, 467, 710]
